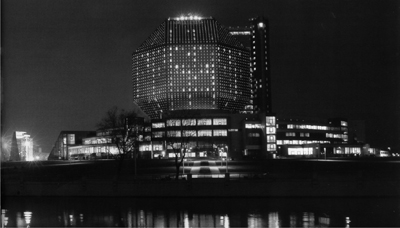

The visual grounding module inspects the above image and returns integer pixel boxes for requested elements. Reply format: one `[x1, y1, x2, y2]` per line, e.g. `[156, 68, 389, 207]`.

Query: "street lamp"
[225, 146, 229, 173]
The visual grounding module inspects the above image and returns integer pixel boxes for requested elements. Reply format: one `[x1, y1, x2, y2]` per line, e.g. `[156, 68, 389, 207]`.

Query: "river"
[1, 196, 399, 227]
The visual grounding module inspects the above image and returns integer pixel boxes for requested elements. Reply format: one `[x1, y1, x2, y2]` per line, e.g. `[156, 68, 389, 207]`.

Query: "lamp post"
[225, 146, 229, 173]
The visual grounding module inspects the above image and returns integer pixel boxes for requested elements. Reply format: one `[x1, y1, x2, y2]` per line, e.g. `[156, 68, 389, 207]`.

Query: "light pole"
[225, 146, 229, 173]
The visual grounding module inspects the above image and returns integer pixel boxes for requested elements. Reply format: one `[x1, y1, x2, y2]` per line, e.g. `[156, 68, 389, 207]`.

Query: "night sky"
[2, 0, 399, 156]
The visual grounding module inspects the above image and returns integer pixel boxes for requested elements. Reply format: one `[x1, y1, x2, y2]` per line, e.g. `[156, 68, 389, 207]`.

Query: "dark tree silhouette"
[164, 111, 197, 180]
[96, 106, 143, 177]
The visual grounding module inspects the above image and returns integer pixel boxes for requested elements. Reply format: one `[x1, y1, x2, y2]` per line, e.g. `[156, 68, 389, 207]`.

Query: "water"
[1, 197, 399, 227]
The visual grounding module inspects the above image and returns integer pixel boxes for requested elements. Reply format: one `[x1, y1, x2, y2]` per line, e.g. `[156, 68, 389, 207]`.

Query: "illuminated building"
[48, 131, 96, 160]
[132, 16, 251, 119]
[47, 15, 389, 160]
[229, 16, 271, 114]
[48, 118, 146, 160]
[10, 131, 34, 161]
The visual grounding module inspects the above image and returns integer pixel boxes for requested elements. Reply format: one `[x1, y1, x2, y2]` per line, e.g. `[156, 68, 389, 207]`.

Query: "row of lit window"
[139, 144, 163, 152]
[69, 145, 119, 155]
[326, 133, 348, 139]
[288, 147, 313, 156]
[285, 132, 310, 137]
[277, 140, 331, 145]
[151, 129, 228, 137]
[83, 138, 112, 145]
[334, 147, 360, 154]
[152, 118, 227, 128]
[287, 124, 342, 131]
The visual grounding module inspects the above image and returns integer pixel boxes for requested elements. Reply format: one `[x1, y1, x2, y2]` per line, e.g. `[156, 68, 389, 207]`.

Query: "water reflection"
[1, 197, 399, 227]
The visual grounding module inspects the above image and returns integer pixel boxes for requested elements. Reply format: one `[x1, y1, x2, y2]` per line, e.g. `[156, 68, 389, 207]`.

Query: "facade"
[138, 110, 274, 159]
[132, 16, 251, 119]
[48, 118, 146, 160]
[48, 131, 96, 160]
[229, 17, 271, 114]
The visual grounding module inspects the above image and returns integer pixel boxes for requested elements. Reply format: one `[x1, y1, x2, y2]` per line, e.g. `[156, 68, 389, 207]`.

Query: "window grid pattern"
[132, 18, 251, 119]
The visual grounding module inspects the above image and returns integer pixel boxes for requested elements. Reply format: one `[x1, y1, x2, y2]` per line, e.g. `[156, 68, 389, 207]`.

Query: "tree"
[164, 112, 197, 180]
[96, 106, 143, 177]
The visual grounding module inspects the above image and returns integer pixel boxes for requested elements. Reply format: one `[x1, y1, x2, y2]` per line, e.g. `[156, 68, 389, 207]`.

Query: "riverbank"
[2, 159, 399, 197]
[3, 174, 399, 197]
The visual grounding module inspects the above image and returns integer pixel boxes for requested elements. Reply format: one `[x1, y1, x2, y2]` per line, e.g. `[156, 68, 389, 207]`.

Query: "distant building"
[10, 131, 33, 161]
[48, 118, 146, 160]
[48, 131, 96, 160]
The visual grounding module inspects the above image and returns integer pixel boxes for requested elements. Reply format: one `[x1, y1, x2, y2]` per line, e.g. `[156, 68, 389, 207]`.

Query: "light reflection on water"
[1, 197, 399, 227]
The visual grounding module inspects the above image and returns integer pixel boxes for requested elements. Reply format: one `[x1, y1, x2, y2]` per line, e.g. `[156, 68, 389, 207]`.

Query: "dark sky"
[2, 0, 399, 155]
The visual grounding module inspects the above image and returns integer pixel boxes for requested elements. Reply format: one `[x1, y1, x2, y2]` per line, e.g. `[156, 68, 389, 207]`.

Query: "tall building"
[229, 17, 271, 114]
[132, 16, 251, 119]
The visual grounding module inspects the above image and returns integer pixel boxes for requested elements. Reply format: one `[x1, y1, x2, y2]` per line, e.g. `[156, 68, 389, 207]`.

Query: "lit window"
[183, 130, 196, 137]
[152, 131, 165, 138]
[266, 127, 276, 134]
[167, 130, 181, 137]
[152, 122, 165, 128]
[197, 119, 212, 126]
[167, 119, 181, 126]
[267, 144, 276, 151]
[181, 119, 195, 126]
[198, 130, 212, 136]
[213, 118, 227, 125]
[213, 129, 227, 137]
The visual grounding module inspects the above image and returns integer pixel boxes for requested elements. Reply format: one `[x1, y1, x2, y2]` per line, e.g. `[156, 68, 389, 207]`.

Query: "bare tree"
[96, 106, 143, 177]
[164, 112, 197, 180]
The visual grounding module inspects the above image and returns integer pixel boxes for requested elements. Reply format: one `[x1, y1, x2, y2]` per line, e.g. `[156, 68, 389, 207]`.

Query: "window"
[198, 130, 212, 137]
[153, 144, 163, 151]
[266, 116, 275, 126]
[167, 130, 181, 137]
[152, 131, 165, 138]
[182, 119, 196, 126]
[267, 135, 276, 143]
[213, 129, 227, 137]
[288, 147, 313, 155]
[152, 122, 165, 128]
[248, 133, 260, 137]
[68, 134, 75, 144]
[266, 127, 276, 134]
[167, 119, 181, 126]
[245, 123, 262, 129]
[183, 130, 196, 137]
[213, 118, 227, 125]
[267, 144, 276, 151]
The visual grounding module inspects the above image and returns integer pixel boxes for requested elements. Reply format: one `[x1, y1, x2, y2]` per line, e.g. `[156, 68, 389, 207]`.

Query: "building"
[9, 131, 34, 161]
[130, 15, 389, 159]
[48, 15, 389, 161]
[48, 131, 96, 160]
[48, 117, 146, 160]
[132, 16, 252, 119]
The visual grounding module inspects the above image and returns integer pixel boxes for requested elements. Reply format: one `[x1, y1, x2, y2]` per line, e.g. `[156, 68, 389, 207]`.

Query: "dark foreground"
[2, 158, 400, 197]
